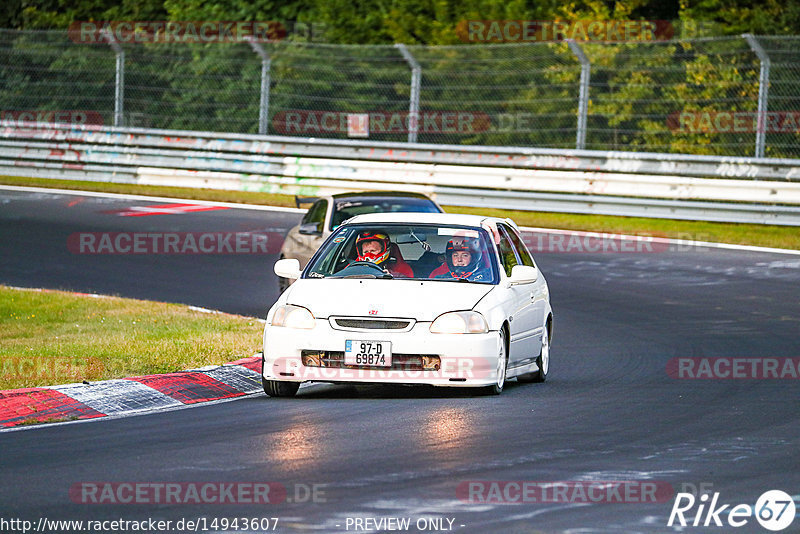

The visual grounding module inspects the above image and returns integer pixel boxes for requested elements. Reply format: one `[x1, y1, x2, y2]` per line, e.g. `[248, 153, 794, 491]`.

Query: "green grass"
[1, 174, 798, 250]
[0, 286, 263, 390]
[16, 416, 79, 426]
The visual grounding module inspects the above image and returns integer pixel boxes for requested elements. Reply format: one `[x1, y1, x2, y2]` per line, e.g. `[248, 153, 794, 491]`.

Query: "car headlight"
[271, 305, 316, 329]
[430, 311, 488, 334]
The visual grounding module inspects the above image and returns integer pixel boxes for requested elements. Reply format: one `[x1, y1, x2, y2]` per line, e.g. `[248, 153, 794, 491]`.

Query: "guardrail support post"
[567, 39, 590, 150]
[395, 44, 421, 143]
[744, 34, 771, 158]
[247, 38, 272, 135]
[102, 30, 125, 128]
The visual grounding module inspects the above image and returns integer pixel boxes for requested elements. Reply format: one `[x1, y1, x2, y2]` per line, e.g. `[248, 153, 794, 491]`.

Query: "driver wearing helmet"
[353, 230, 414, 278]
[433, 237, 491, 281]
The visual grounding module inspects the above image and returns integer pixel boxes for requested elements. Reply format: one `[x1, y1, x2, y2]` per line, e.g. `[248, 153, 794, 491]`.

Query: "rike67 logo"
[669, 490, 796, 531]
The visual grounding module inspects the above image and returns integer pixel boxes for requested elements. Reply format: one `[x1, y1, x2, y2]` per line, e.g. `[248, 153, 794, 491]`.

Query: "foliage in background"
[8, 0, 800, 41]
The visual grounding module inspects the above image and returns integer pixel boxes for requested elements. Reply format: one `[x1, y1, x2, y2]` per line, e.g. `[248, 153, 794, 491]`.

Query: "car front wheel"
[518, 326, 549, 383]
[262, 377, 300, 397]
[478, 328, 508, 395]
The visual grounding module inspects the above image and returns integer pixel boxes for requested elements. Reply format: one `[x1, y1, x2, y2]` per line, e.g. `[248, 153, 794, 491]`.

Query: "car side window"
[495, 225, 520, 277]
[302, 200, 328, 231]
[501, 223, 535, 267]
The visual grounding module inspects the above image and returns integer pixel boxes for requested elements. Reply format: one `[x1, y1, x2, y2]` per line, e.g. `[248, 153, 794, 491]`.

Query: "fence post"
[567, 39, 590, 150]
[395, 44, 421, 143]
[247, 38, 272, 135]
[101, 30, 124, 128]
[743, 34, 770, 158]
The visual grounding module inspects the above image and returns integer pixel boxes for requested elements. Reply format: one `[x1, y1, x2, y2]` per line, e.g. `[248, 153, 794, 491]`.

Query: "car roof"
[332, 191, 434, 201]
[344, 212, 496, 226]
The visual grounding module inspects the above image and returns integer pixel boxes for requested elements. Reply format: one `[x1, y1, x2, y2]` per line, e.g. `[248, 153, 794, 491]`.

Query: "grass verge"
[1, 175, 798, 250]
[0, 286, 262, 390]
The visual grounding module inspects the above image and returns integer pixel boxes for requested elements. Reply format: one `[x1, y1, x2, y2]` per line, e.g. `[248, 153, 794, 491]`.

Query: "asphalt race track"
[1, 187, 799, 533]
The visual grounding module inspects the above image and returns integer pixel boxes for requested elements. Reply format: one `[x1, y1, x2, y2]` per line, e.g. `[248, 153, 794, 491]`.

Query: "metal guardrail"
[2, 122, 800, 225]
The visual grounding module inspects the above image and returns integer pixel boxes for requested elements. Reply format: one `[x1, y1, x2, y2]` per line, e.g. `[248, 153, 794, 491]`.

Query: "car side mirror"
[508, 264, 538, 286]
[274, 258, 302, 279]
[298, 223, 322, 236]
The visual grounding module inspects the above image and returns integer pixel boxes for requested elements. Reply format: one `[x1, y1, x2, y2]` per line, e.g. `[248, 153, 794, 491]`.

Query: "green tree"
[680, 0, 800, 35]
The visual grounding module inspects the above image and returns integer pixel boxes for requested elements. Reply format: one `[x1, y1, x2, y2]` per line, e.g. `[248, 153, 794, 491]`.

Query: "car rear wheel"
[262, 377, 300, 397]
[518, 326, 549, 383]
[478, 328, 507, 395]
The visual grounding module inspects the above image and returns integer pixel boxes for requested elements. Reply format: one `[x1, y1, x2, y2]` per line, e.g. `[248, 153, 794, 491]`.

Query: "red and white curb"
[0, 355, 263, 429]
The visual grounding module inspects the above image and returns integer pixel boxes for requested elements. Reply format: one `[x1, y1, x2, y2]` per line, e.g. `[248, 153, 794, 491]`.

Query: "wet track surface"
[1, 187, 799, 533]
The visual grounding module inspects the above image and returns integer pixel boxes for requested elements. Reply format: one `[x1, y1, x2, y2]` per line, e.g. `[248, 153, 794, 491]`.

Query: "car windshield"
[330, 197, 441, 230]
[304, 223, 498, 284]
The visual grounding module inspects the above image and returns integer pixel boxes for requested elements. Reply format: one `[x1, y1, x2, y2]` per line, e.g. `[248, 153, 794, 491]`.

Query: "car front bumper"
[263, 320, 501, 388]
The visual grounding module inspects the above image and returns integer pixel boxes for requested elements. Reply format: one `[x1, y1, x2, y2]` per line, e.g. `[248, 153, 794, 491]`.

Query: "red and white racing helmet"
[356, 231, 391, 265]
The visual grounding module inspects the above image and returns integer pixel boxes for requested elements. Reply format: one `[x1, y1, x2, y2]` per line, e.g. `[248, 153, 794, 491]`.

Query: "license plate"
[345, 340, 392, 367]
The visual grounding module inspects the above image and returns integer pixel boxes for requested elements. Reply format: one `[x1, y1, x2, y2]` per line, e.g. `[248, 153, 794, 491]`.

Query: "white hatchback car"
[263, 213, 552, 397]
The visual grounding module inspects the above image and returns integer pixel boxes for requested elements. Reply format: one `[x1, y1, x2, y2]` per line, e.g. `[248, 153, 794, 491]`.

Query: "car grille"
[301, 350, 440, 371]
[330, 317, 414, 331]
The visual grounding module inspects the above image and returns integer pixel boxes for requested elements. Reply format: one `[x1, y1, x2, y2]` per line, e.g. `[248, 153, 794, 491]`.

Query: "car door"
[495, 223, 540, 367]
[503, 223, 548, 348]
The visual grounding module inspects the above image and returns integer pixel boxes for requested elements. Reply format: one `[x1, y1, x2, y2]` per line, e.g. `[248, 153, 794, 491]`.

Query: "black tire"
[477, 327, 508, 395]
[262, 377, 300, 397]
[518, 326, 549, 383]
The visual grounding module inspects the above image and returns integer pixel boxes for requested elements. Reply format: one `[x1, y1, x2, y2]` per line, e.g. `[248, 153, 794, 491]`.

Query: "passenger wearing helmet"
[432, 237, 491, 281]
[353, 231, 414, 278]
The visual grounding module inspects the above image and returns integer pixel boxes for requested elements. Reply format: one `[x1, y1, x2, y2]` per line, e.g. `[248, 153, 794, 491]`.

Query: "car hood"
[286, 279, 494, 322]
